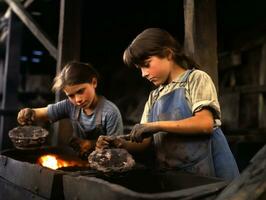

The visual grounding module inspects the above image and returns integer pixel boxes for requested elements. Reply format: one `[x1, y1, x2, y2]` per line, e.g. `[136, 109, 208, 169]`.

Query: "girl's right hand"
[130, 123, 158, 143]
[17, 108, 36, 125]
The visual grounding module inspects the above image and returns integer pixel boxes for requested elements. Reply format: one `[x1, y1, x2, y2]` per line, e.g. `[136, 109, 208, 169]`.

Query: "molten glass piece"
[37, 154, 87, 170]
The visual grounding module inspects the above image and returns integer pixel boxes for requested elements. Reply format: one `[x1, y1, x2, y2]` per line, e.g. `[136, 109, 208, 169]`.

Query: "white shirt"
[141, 69, 221, 127]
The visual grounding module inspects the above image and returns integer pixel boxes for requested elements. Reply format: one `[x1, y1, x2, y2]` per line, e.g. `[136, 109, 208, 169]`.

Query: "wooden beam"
[23, 0, 35, 8]
[56, 0, 81, 72]
[258, 44, 266, 128]
[184, 0, 218, 88]
[52, 0, 81, 145]
[0, 13, 22, 150]
[0, 0, 35, 42]
[3, 0, 57, 59]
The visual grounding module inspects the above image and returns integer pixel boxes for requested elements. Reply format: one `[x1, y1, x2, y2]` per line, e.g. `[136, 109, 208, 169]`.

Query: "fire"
[37, 154, 85, 170]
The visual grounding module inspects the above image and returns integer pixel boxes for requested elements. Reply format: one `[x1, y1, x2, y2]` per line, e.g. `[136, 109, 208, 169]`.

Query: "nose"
[75, 95, 82, 105]
[141, 68, 149, 78]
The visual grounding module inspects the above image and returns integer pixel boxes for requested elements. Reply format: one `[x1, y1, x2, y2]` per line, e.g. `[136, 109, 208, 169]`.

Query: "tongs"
[117, 134, 131, 141]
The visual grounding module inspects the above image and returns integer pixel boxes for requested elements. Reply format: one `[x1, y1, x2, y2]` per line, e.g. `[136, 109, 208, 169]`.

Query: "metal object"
[117, 134, 131, 141]
[8, 125, 49, 150]
[0, 146, 227, 200]
[88, 148, 136, 173]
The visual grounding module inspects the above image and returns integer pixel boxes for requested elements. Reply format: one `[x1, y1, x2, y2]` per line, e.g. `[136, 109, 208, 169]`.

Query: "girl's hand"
[96, 135, 125, 150]
[130, 123, 159, 143]
[17, 108, 36, 125]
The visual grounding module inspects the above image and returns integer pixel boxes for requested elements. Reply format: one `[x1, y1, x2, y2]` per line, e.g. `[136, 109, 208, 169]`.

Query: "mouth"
[148, 77, 155, 82]
[79, 103, 88, 108]
[149, 78, 159, 84]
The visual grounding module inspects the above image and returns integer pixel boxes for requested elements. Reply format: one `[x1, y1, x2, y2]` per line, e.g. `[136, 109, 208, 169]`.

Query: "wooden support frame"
[258, 44, 266, 128]
[0, 13, 22, 150]
[3, 0, 57, 59]
[184, 0, 218, 88]
[0, 0, 34, 42]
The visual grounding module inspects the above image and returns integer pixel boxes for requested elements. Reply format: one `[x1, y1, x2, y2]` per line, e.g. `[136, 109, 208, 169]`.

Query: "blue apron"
[149, 70, 239, 180]
[72, 96, 106, 140]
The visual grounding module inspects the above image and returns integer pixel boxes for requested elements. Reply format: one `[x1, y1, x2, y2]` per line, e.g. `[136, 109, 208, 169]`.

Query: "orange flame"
[37, 154, 85, 170]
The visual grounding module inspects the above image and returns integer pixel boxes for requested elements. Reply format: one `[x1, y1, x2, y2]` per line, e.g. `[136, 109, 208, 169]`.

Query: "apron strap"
[94, 96, 105, 127]
[179, 69, 194, 87]
[72, 96, 105, 137]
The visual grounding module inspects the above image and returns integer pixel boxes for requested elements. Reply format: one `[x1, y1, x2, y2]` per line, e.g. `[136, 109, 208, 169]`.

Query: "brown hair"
[123, 28, 199, 69]
[52, 61, 99, 92]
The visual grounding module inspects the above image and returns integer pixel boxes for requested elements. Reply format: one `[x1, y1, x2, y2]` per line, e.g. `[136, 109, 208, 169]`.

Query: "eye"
[142, 60, 150, 68]
[68, 94, 74, 99]
[76, 88, 85, 94]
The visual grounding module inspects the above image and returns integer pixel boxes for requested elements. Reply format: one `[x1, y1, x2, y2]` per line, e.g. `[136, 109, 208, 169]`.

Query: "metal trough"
[0, 147, 227, 200]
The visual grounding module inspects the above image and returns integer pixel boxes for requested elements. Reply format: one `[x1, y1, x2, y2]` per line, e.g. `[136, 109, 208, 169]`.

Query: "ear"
[165, 48, 174, 60]
[91, 77, 97, 88]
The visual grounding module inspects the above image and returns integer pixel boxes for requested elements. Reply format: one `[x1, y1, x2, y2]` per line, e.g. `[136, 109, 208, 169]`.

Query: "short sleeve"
[47, 99, 73, 122]
[101, 100, 123, 136]
[188, 70, 221, 120]
[105, 110, 123, 136]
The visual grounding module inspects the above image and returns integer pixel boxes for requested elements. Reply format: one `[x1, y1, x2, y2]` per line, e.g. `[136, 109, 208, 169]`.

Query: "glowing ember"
[37, 154, 86, 170]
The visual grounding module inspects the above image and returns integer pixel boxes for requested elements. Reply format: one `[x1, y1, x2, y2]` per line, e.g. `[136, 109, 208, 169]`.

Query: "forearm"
[33, 107, 49, 122]
[152, 109, 214, 135]
[122, 137, 152, 153]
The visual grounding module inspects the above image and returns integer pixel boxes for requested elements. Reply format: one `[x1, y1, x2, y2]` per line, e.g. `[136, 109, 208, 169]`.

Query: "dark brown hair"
[123, 28, 199, 69]
[52, 61, 99, 92]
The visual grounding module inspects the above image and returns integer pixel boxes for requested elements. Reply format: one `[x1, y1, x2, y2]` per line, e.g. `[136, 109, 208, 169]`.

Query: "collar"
[171, 70, 188, 83]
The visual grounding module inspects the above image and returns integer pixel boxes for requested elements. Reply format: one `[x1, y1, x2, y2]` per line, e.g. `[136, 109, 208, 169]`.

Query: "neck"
[168, 64, 186, 83]
[83, 95, 99, 115]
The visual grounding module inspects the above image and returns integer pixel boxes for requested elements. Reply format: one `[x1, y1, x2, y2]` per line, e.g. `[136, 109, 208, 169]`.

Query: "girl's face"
[139, 56, 172, 86]
[64, 78, 97, 110]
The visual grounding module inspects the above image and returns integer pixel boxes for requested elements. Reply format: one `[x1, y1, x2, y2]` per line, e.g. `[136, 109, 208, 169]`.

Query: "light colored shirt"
[141, 69, 221, 127]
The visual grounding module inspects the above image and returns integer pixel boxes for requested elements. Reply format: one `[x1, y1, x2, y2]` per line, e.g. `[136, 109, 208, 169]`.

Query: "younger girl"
[17, 61, 123, 158]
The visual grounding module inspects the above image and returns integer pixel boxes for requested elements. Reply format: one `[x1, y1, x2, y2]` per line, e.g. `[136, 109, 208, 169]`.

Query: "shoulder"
[48, 99, 74, 109]
[188, 69, 214, 84]
[190, 69, 211, 79]
[47, 99, 75, 121]
[100, 97, 121, 115]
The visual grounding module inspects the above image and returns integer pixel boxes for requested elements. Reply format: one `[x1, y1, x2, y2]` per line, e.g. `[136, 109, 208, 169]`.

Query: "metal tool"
[117, 134, 131, 141]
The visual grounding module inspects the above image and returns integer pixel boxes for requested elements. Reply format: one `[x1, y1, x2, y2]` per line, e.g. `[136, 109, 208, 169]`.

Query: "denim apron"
[149, 70, 239, 180]
[72, 96, 106, 140]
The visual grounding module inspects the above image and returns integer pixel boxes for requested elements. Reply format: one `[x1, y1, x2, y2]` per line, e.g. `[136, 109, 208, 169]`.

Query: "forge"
[0, 146, 227, 200]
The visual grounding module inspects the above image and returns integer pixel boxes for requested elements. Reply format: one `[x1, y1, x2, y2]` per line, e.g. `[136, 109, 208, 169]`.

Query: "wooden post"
[258, 44, 266, 128]
[52, 0, 81, 145]
[184, 0, 218, 88]
[0, 13, 22, 150]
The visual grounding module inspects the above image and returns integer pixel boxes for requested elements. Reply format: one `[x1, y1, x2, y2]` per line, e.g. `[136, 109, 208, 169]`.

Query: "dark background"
[11, 0, 266, 124]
